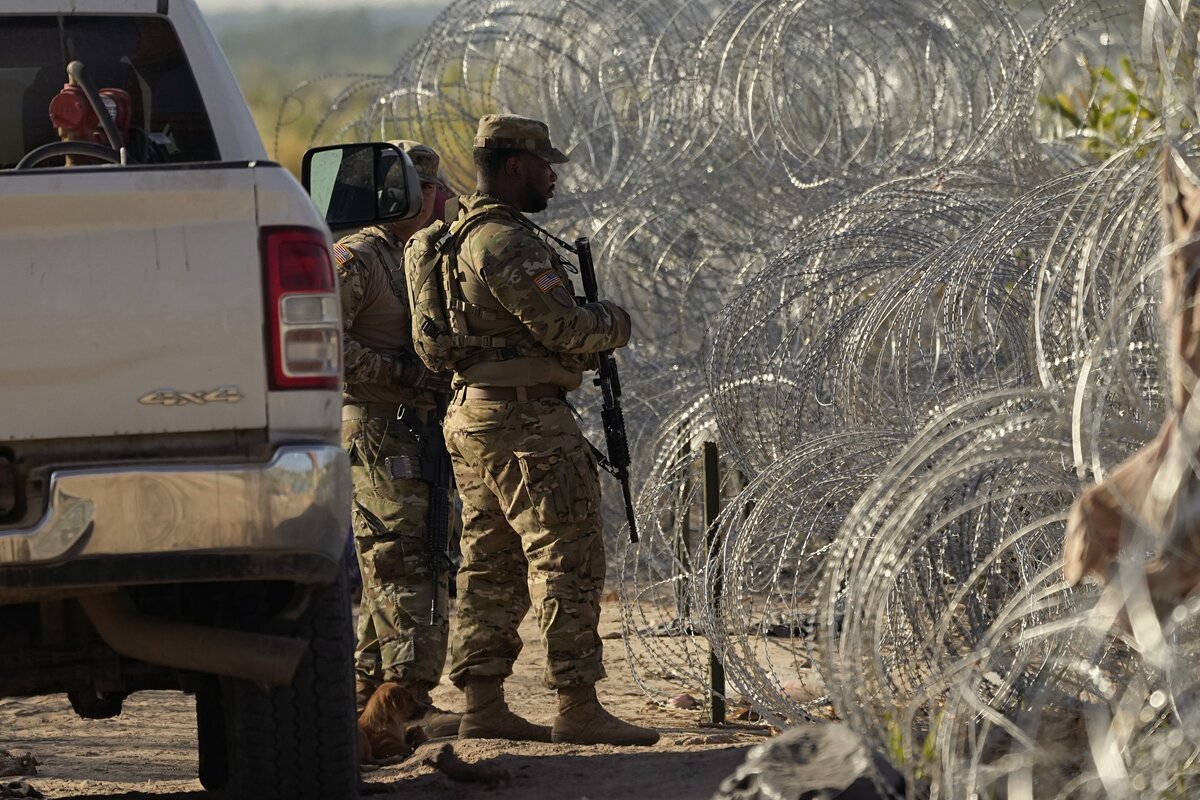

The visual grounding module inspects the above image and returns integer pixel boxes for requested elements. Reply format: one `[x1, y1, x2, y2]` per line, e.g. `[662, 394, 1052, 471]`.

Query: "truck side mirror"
[301, 142, 423, 231]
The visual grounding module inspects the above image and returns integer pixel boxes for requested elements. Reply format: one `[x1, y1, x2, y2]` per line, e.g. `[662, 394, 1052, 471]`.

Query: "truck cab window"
[0, 15, 219, 168]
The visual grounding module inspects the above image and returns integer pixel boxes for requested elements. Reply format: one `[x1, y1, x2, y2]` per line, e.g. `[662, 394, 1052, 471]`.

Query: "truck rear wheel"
[195, 680, 228, 790]
[196, 571, 359, 799]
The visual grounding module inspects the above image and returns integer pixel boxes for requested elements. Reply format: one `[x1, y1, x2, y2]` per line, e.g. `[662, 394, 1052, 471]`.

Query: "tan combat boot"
[552, 684, 659, 746]
[409, 682, 462, 739]
[457, 677, 552, 742]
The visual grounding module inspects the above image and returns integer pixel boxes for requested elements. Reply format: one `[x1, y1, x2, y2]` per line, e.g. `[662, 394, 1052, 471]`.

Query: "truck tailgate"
[0, 165, 268, 441]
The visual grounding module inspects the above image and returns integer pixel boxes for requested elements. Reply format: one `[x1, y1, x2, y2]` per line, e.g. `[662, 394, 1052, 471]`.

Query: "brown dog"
[357, 682, 427, 763]
[1065, 145, 1200, 609]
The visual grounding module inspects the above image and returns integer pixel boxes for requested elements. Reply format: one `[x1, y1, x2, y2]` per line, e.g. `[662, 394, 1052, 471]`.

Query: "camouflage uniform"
[337, 141, 451, 697]
[436, 181, 631, 689]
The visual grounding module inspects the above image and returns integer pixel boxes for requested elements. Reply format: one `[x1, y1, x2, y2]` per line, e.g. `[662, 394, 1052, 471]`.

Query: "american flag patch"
[534, 269, 563, 293]
[333, 243, 355, 265]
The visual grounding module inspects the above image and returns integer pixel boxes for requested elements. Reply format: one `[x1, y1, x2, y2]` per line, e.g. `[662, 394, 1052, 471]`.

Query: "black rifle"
[574, 236, 639, 544]
[417, 398, 454, 623]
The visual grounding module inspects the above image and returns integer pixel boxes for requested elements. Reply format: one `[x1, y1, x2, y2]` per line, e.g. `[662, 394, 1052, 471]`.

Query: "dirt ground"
[0, 601, 775, 799]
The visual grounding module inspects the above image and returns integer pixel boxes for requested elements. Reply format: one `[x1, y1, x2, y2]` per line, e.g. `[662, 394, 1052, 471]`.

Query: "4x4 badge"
[138, 386, 244, 406]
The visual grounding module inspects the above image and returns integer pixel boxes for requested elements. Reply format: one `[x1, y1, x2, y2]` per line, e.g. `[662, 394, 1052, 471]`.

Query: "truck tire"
[195, 680, 228, 790]
[213, 572, 360, 799]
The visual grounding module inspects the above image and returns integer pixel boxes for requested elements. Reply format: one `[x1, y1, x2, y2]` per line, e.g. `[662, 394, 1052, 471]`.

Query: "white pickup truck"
[0, 1, 422, 797]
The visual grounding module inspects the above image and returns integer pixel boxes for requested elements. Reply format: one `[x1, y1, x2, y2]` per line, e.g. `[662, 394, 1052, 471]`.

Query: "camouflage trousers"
[444, 396, 607, 690]
[343, 412, 449, 691]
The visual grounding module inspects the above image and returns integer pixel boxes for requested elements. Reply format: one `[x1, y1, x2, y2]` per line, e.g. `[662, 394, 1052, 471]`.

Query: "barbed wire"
[293, 0, 1200, 795]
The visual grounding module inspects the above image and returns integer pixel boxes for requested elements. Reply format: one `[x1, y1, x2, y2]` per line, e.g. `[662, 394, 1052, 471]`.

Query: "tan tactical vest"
[339, 226, 438, 409]
[450, 196, 592, 389]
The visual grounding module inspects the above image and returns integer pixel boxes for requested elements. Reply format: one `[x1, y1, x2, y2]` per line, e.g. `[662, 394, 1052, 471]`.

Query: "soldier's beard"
[522, 183, 549, 213]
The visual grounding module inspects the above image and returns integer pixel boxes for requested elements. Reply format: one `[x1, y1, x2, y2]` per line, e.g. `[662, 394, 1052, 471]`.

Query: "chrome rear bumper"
[0, 445, 349, 570]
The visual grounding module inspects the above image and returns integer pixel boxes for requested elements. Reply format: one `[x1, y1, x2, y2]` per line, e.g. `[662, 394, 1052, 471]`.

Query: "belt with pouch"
[342, 402, 428, 422]
[457, 384, 565, 402]
[342, 402, 430, 481]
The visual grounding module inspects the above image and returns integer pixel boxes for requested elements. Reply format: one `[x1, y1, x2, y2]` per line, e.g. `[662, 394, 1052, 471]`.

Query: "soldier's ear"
[503, 153, 525, 180]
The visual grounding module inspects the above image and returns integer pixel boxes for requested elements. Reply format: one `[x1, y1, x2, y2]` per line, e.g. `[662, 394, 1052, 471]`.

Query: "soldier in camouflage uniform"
[424, 114, 658, 746]
[336, 140, 459, 737]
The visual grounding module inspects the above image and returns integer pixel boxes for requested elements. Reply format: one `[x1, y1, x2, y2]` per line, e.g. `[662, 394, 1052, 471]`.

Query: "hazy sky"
[195, 0, 446, 10]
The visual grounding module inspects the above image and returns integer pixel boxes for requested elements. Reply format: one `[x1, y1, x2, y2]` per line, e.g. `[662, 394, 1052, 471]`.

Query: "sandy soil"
[0, 601, 775, 799]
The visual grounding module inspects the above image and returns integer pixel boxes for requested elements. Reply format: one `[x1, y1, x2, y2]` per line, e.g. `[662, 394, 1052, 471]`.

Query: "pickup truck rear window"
[0, 15, 219, 169]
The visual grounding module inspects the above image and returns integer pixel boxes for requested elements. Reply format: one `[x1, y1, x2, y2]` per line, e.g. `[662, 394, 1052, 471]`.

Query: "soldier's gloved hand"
[423, 371, 453, 393]
[560, 352, 599, 372]
[598, 299, 632, 348]
[391, 355, 451, 392]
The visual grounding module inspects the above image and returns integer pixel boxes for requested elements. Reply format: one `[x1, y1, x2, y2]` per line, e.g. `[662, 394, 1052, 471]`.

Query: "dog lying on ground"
[1065, 145, 1200, 610]
[358, 682, 427, 764]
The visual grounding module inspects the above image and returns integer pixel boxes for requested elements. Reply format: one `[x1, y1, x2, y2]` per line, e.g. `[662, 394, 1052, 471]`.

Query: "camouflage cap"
[388, 139, 441, 184]
[473, 114, 569, 164]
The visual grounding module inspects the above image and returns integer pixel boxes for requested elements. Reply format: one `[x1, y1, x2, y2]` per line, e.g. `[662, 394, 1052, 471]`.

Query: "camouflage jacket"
[450, 192, 631, 390]
[335, 225, 448, 409]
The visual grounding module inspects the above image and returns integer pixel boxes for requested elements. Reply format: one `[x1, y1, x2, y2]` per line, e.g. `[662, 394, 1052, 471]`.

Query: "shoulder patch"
[549, 286, 575, 308]
[534, 269, 564, 293]
[333, 242, 356, 265]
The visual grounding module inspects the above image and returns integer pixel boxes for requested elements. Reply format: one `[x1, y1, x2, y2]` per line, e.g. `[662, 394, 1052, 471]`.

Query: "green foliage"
[209, 6, 441, 176]
[1039, 54, 1160, 159]
[884, 710, 940, 783]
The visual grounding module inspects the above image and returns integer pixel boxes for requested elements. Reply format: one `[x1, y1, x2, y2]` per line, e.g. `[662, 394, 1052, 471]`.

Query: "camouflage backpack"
[404, 206, 519, 374]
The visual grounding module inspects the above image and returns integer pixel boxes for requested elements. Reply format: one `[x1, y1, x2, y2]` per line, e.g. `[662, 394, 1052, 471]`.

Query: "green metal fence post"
[703, 440, 726, 725]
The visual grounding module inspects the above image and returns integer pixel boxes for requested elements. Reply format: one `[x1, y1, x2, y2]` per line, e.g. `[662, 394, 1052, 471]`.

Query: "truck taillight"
[261, 227, 341, 390]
